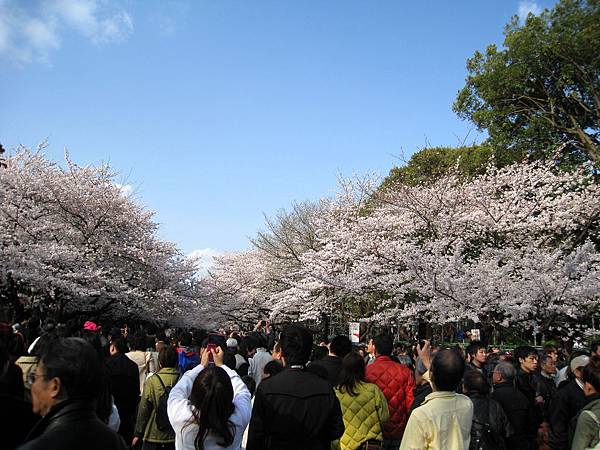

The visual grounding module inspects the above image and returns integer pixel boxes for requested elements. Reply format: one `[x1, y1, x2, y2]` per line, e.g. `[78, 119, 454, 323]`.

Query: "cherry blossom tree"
[206, 154, 600, 339]
[0, 146, 203, 325]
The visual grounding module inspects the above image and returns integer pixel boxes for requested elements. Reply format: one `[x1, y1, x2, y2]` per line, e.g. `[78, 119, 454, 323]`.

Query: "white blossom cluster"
[0, 147, 205, 326]
[205, 159, 600, 336]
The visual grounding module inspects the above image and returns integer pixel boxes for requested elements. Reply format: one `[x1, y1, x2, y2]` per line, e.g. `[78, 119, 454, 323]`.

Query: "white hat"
[226, 338, 238, 348]
[570, 355, 590, 372]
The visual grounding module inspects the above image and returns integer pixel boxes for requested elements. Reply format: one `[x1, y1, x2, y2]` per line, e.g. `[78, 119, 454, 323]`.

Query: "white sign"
[470, 329, 481, 341]
[349, 322, 360, 343]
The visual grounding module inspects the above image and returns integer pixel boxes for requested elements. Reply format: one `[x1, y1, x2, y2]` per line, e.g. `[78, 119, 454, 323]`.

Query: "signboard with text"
[349, 322, 360, 343]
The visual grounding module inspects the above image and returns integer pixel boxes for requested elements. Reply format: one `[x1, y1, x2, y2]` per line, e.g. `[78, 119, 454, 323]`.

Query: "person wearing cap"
[548, 353, 590, 450]
[227, 337, 248, 373]
[227, 337, 238, 350]
[572, 355, 600, 450]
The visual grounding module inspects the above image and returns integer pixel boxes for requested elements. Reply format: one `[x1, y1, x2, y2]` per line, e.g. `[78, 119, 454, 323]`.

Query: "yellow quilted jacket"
[332, 381, 390, 450]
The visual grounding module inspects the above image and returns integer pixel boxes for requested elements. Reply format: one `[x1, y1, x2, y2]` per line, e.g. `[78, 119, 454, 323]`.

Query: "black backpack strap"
[155, 373, 166, 390]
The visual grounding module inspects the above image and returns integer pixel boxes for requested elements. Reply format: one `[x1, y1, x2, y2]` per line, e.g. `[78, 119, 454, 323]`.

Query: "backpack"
[153, 374, 177, 433]
[470, 401, 506, 450]
[470, 420, 506, 450]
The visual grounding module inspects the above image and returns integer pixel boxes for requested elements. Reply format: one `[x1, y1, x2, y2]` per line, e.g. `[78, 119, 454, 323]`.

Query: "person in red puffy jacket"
[366, 334, 415, 450]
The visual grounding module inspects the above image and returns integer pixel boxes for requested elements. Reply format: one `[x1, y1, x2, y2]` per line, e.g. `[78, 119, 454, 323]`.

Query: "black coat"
[105, 353, 139, 416]
[469, 394, 514, 442]
[309, 356, 343, 385]
[491, 382, 537, 450]
[17, 400, 127, 450]
[1, 394, 39, 450]
[534, 372, 557, 421]
[409, 382, 433, 415]
[247, 367, 344, 450]
[105, 352, 140, 442]
[516, 368, 537, 405]
[548, 380, 587, 450]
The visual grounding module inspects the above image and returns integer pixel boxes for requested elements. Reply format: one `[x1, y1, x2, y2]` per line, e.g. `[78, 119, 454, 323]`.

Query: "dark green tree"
[379, 144, 493, 189]
[453, 0, 600, 165]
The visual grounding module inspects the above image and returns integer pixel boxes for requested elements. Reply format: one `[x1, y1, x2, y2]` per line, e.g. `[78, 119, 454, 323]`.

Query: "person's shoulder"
[302, 367, 333, 384]
[488, 396, 504, 410]
[362, 381, 383, 393]
[261, 368, 331, 393]
[125, 354, 139, 370]
[19, 418, 126, 450]
[392, 360, 412, 375]
[455, 393, 473, 406]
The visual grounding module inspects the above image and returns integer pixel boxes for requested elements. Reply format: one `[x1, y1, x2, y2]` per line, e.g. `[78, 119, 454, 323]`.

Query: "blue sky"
[1, 0, 558, 267]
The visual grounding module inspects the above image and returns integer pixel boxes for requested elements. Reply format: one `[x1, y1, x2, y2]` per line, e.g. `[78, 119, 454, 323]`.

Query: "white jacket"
[167, 363, 252, 450]
[248, 348, 273, 387]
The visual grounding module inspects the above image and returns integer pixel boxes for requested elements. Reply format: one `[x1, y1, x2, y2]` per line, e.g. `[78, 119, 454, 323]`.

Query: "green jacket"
[134, 367, 179, 443]
[332, 381, 390, 450]
[572, 396, 600, 450]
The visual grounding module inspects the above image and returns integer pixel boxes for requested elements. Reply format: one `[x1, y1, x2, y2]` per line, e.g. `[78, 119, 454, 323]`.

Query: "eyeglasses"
[27, 371, 44, 385]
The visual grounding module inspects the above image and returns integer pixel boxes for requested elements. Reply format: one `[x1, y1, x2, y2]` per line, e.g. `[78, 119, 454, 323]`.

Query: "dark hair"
[156, 330, 167, 342]
[41, 337, 102, 401]
[248, 332, 267, 349]
[188, 366, 235, 450]
[330, 335, 352, 358]
[583, 355, 600, 392]
[79, 330, 111, 421]
[539, 352, 555, 366]
[373, 334, 393, 357]
[130, 333, 147, 352]
[337, 351, 365, 396]
[263, 360, 283, 378]
[80, 329, 107, 358]
[466, 341, 486, 358]
[239, 336, 257, 357]
[514, 346, 537, 362]
[543, 344, 557, 354]
[108, 327, 122, 341]
[311, 345, 328, 362]
[179, 331, 193, 347]
[430, 348, 465, 391]
[159, 346, 178, 369]
[280, 325, 312, 365]
[463, 369, 490, 395]
[31, 327, 61, 357]
[111, 337, 129, 354]
[592, 341, 600, 354]
[486, 352, 500, 366]
[201, 334, 227, 352]
[0, 323, 25, 358]
[223, 351, 236, 370]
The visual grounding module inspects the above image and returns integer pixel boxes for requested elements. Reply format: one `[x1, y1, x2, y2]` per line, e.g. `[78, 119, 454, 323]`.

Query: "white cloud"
[518, 1, 542, 23]
[0, 0, 133, 65]
[188, 248, 222, 277]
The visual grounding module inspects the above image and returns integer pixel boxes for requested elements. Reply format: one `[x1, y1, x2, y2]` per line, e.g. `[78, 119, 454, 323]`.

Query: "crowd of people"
[1, 318, 600, 450]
